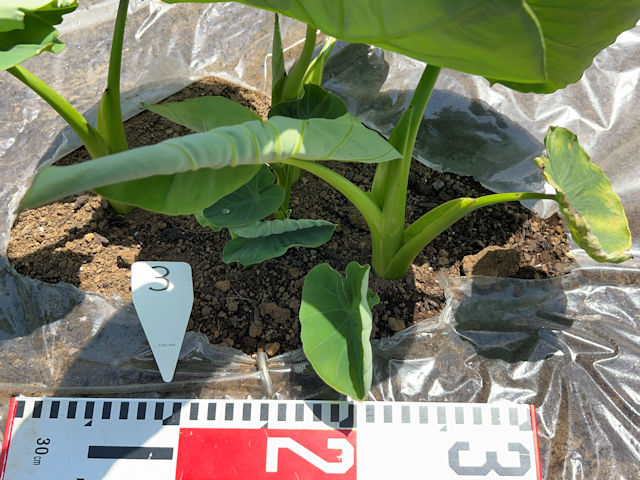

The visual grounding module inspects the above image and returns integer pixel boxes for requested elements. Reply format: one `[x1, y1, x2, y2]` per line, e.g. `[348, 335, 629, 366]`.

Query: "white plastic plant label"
[131, 261, 193, 382]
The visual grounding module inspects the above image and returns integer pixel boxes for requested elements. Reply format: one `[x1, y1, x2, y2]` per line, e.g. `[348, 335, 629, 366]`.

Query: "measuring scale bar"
[1, 397, 542, 479]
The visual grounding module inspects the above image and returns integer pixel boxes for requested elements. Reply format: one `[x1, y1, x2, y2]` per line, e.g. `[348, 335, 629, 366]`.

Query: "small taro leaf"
[535, 126, 631, 263]
[21, 114, 399, 212]
[201, 165, 284, 228]
[299, 262, 374, 400]
[268, 84, 347, 120]
[223, 219, 335, 265]
[0, 1, 77, 70]
[144, 96, 261, 133]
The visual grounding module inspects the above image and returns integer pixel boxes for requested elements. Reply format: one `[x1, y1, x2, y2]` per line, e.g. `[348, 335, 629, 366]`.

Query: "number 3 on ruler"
[149, 265, 170, 291]
[448, 441, 531, 476]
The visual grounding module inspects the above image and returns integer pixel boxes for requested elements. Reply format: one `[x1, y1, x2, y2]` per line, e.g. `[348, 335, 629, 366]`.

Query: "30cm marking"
[32, 438, 50, 466]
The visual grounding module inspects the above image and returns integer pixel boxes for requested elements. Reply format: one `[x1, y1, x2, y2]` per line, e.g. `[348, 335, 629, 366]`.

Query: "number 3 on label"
[149, 265, 170, 291]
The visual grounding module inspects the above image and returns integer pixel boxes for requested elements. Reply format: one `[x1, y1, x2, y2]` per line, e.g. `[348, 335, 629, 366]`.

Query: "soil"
[8, 77, 573, 356]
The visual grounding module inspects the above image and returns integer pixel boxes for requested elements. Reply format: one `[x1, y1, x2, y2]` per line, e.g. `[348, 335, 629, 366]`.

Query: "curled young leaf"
[1, 0, 77, 70]
[302, 35, 336, 86]
[223, 218, 335, 265]
[300, 262, 377, 400]
[535, 126, 632, 263]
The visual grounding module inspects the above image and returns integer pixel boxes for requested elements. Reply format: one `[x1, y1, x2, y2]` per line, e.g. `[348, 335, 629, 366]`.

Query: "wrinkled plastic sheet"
[1, 2, 639, 478]
[0, 267, 638, 479]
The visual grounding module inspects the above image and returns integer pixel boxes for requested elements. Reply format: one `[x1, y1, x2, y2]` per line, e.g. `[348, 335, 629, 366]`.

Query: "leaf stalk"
[7, 65, 107, 158]
[282, 158, 382, 235]
[380, 192, 557, 278]
[99, 0, 129, 154]
[369, 64, 441, 275]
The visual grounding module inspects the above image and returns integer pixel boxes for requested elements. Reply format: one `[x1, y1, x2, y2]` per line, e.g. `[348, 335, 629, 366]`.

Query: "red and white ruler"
[1, 397, 542, 479]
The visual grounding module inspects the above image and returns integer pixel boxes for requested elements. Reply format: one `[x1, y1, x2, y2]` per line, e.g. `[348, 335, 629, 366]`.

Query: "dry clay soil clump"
[9, 77, 573, 356]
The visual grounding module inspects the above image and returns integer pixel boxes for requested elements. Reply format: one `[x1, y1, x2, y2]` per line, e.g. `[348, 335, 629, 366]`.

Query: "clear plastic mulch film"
[0, 1, 638, 478]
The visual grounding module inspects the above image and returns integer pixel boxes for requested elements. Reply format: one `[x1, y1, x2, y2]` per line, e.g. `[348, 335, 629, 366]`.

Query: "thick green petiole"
[282, 158, 382, 235]
[370, 64, 441, 275]
[379, 192, 558, 279]
[98, 0, 133, 214]
[97, 0, 129, 154]
[7, 65, 108, 158]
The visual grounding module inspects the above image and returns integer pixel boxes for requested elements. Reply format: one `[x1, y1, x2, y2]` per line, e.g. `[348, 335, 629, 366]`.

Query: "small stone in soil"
[259, 302, 291, 323]
[462, 246, 521, 277]
[215, 280, 231, 293]
[264, 342, 280, 356]
[249, 320, 263, 338]
[388, 317, 406, 332]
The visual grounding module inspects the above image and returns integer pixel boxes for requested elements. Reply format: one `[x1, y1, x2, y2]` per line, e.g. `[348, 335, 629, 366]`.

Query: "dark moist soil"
[8, 77, 573, 356]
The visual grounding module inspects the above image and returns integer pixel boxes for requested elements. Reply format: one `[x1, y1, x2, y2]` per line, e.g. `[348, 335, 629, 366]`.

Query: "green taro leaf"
[535, 126, 632, 263]
[223, 218, 335, 265]
[199, 165, 284, 228]
[21, 114, 399, 214]
[144, 96, 261, 133]
[268, 83, 347, 120]
[164, 0, 640, 93]
[95, 165, 261, 215]
[1, 0, 77, 70]
[165, 0, 545, 84]
[300, 262, 376, 400]
[495, 1, 640, 93]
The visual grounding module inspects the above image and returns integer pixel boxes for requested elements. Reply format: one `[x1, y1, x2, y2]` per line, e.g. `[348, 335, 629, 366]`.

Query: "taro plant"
[16, 2, 637, 398]
[2, 0, 135, 213]
[140, 22, 342, 266]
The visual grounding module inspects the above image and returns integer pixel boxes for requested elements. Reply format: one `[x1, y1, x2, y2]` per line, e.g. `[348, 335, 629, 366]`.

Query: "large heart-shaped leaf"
[164, 0, 640, 92]
[20, 113, 400, 213]
[0, 0, 77, 70]
[268, 83, 347, 120]
[144, 96, 261, 133]
[223, 219, 335, 265]
[199, 165, 284, 228]
[535, 126, 632, 263]
[300, 262, 378, 400]
[166, 0, 545, 84]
